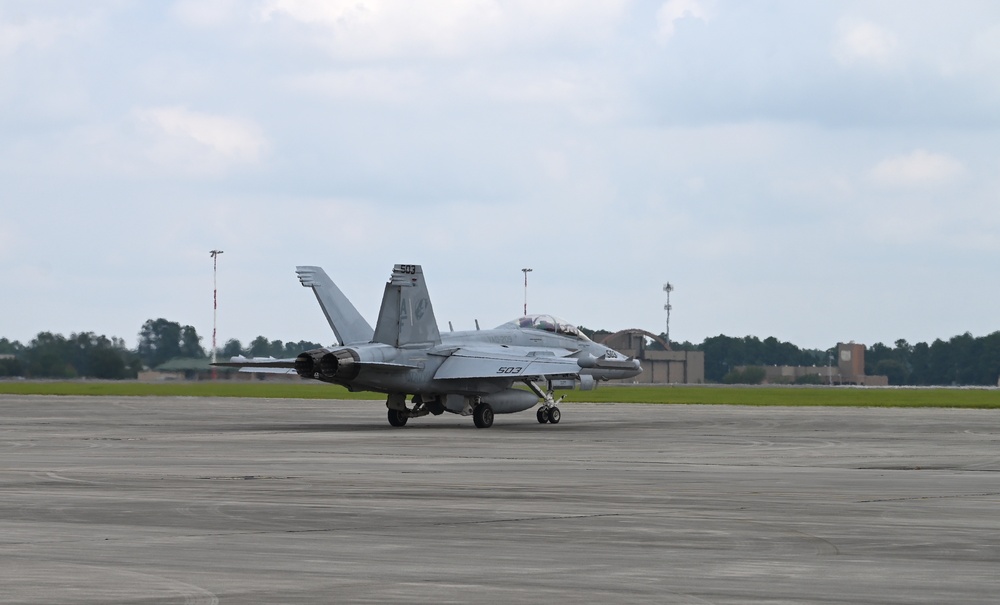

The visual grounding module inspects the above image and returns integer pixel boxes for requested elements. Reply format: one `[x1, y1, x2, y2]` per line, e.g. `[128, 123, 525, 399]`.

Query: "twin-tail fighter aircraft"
[216, 264, 642, 428]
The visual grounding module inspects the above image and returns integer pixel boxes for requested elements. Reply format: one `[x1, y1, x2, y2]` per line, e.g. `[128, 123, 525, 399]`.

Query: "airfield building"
[738, 342, 889, 386]
[600, 329, 705, 384]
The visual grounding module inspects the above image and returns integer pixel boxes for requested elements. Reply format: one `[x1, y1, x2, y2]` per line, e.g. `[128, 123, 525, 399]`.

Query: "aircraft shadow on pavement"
[216, 420, 598, 434]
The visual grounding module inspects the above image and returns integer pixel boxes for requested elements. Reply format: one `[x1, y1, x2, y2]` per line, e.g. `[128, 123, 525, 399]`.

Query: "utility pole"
[210, 250, 224, 378]
[522, 268, 533, 316]
[663, 282, 674, 349]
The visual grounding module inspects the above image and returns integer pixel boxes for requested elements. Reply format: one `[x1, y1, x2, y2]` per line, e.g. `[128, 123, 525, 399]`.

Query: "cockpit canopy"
[497, 314, 591, 341]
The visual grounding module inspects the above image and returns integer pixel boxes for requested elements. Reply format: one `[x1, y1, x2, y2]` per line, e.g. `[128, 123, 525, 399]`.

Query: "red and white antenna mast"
[210, 249, 224, 377]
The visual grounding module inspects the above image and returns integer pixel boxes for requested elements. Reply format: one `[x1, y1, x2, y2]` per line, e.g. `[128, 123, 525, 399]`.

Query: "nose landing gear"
[526, 379, 563, 425]
[536, 405, 561, 424]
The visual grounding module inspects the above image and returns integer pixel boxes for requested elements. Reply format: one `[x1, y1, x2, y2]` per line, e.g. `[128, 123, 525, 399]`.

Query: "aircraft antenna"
[522, 268, 533, 316]
[210, 250, 224, 378]
[663, 282, 674, 350]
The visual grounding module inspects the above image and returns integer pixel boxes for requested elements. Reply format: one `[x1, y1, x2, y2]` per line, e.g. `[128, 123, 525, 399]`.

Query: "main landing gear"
[473, 402, 494, 429]
[386, 389, 559, 429]
[385, 393, 432, 428]
[386, 393, 495, 428]
[387, 408, 409, 427]
[525, 379, 563, 425]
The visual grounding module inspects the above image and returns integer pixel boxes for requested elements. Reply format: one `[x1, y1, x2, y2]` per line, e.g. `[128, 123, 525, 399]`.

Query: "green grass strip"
[1, 381, 997, 408]
[575, 385, 1000, 408]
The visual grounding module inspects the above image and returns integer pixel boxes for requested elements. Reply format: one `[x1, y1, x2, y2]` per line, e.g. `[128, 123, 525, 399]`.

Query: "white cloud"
[257, 0, 502, 58]
[655, 0, 712, 42]
[171, 0, 241, 27]
[0, 14, 91, 58]
[256, 0, 625, 58]
[971, 23, 1000, 61]
[285, 62, 619, 125]
[833, 19, 901, 66]
[870, 149, 964, 187]
[286, 69, 425, 103]
[133, 107, 267, 175]
[0, 222, 20, 262]
[535, 149, 570, 182]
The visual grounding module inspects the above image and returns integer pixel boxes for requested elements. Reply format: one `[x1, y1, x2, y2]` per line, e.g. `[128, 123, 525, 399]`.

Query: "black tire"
[387, 408, 408, 427]
[536, 407, 549, 424]
[547, 407, 561, 424]
[473, 403, 494, 429]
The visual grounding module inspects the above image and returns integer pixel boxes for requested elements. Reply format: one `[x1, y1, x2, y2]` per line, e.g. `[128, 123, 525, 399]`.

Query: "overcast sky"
[2, 0, 999, 351]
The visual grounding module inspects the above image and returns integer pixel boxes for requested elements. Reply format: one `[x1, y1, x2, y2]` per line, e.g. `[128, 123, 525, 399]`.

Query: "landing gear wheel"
[547, 407, 561, 424]
[473, 403, 494, 429]
[387, 408, 408, 427]
[536, 407, 549, 424]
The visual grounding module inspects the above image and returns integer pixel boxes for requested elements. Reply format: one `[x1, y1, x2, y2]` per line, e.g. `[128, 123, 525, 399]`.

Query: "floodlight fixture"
[522, 268, 533, 316]
[663, 282, 674, 349]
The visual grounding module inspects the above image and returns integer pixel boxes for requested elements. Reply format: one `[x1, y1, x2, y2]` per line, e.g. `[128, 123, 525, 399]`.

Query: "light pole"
[663, 282, 674, 349]
[521, 268, 532, 316]
[210, 250, 224, 377]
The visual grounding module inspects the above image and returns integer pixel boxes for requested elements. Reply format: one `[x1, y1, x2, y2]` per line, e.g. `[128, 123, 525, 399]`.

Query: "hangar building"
[600, 329, 705, 384]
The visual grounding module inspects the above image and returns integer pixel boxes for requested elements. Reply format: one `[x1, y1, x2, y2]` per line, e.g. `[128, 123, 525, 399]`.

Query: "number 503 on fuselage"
[214, 264, 642, 429]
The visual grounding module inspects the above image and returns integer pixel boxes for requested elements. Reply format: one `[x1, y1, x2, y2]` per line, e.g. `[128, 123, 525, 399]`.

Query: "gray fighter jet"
[216, 264, 641, 428]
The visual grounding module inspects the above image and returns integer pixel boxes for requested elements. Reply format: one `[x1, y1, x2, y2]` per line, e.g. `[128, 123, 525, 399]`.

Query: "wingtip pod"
[576, 352, 642, 379]
[576, 353, 638, 369]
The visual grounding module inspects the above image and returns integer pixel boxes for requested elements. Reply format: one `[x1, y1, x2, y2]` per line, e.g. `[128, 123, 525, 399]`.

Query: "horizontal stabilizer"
[212, 356, 296, 369]
[211, 356, 297, 374]
[359, 361, 422, 371]
[238, 366, 296, 375]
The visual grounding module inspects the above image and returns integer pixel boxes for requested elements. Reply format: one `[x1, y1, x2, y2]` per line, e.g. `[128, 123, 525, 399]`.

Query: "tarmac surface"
[1, 395, 999, 604]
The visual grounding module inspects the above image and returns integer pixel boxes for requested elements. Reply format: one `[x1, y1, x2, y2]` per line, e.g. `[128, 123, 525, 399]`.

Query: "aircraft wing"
[212, 356, 420, 375]
[212, 356, 297, 374]
[433, 347, 581, 380]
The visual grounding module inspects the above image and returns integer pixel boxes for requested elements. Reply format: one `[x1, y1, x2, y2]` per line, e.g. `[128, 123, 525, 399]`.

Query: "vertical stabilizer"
[373, 264, 441, 348]
[296, 266, 374, 345]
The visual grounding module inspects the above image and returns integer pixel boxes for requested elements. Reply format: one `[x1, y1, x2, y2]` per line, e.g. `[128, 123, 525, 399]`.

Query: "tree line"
[0, 318, 322, 379]
[653, 332, 1000, 386]
[864, 334, 1000, 386]
[2, 319, 999, 385]
[577, 328, 1000, 386]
